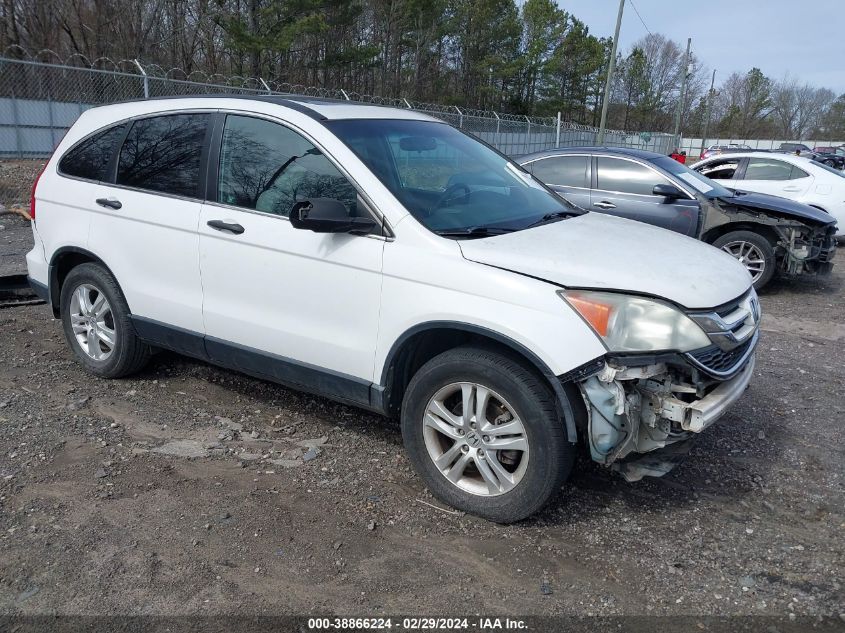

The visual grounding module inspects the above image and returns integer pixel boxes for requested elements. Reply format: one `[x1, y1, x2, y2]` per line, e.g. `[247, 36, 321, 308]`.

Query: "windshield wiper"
[523, 210, 579, 229]
[433, 226, 515, 238]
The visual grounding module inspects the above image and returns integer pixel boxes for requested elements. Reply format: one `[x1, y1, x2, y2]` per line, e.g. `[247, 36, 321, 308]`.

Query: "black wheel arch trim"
[380, 320, 583, 443]
[47, 246, 122, 316]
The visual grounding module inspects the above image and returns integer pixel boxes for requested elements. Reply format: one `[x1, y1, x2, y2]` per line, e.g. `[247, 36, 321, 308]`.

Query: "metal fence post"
[260, 78, 272, 95]
[556, 112, 561, 148]
[525, 115, 531, 152]
[493, 111, 500, 147]
[11, 90, 22, 158]
[454, 106, 463, 129]
[133, 59, 149, 98]
[340, 89, 351, 101]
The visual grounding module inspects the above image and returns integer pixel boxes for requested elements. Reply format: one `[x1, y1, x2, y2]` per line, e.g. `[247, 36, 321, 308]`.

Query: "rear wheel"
[60, 263, 151, 378]
[401, 346, 574, 523]
[713, 230, 776, 289]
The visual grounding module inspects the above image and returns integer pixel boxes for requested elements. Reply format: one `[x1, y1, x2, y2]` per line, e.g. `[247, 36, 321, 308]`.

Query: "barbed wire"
[0, 45, 651, 136]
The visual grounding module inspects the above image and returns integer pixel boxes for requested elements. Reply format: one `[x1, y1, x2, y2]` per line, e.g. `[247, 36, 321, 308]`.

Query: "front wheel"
[401, 346, 574, 523]
[712, 230, 776, 289]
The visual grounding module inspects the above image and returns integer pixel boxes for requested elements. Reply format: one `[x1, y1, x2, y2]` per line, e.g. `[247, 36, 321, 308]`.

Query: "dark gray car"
[519, 147, 836, 289]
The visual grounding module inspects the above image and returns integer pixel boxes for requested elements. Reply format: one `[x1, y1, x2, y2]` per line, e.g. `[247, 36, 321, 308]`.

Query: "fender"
[47, 246, 121, 314]
[380, 321, 585, 443]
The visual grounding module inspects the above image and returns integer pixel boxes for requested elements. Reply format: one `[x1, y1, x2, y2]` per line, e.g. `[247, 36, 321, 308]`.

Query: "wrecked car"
[520, 147, 837, 289]
[29, 97, 758, 522]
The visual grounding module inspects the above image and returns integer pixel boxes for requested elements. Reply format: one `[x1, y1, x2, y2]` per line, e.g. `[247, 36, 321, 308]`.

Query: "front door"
[591, 156, 700, 236]
[198, 113, 385, 399]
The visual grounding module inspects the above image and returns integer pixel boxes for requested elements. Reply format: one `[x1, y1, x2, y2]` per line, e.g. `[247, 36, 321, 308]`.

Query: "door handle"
[782, 186, 801, 192]
[593, 201, 617, 209]
[95, 198, 122, 210]
[207, 219, 245, 235]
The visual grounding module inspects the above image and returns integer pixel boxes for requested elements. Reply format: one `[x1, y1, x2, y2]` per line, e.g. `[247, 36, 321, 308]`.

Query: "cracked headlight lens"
[559, 289, 711, 353]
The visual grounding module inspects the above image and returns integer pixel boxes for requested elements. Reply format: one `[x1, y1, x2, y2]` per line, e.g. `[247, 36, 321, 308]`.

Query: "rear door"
[524, 154, 591, 208]
[591, 155, 700, 236]
[88, 112, 211, 339]
[738, 157, 815, 198]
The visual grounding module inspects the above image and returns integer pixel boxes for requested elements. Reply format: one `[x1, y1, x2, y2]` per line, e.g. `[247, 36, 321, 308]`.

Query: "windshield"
[326, 119, 580, 235]
[650, 156, 734, 199]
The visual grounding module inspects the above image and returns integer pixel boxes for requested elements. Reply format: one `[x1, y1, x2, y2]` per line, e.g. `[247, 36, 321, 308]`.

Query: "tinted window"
[59, 125, 124, 181]
[745, 158, 807, 181]
[218, 115, 358, 217]
[596, 157, 670, 196]
[530, 156, 588, 188]
[117, 114, 209, 197]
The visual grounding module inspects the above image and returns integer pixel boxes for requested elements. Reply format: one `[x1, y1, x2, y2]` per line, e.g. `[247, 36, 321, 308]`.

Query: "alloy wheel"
[721, 240, 766, 283]
[69, 283, 116, 361]
[422, 382, 529, 497]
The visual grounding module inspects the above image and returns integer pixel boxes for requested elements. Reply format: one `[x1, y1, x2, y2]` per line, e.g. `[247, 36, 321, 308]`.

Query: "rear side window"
[745, 158, 807, 181]
[59, 125, 125, 181]
[117, 113, 209, 197]
[530, 156, 588, 188]
[596, 156, 670, 196]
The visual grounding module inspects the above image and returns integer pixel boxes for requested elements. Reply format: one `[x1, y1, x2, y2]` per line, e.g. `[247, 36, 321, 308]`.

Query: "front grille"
[687, 332, 757, 378]
[687, 290, 760, 353]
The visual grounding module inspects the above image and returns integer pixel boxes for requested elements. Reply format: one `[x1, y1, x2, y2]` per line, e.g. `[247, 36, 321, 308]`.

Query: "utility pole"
[672, 37, 692, 150]
[597, 0, 625, 145]
[699, 69, 717, 159]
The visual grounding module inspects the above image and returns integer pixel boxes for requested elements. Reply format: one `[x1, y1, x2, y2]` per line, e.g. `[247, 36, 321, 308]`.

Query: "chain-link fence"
[0, 52, 675, 159]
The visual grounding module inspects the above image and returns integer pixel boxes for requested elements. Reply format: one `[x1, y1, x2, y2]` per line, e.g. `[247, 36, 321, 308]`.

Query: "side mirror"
[652, 183, 685, 199]
[289, 198, 376, 234]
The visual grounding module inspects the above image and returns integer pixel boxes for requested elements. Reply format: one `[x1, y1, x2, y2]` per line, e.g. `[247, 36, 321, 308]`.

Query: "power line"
[628, 0, 652, 35]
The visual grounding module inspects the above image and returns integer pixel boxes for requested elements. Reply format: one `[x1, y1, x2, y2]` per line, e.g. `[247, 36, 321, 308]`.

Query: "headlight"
[559, 289, 711, 353]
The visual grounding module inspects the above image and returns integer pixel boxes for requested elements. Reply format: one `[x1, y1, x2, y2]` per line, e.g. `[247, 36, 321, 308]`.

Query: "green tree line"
[1, 0, 842, 137]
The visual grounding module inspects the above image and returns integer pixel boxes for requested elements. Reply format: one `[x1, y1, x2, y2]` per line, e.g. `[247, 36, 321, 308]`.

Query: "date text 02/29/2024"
[307, 617, 529, 630]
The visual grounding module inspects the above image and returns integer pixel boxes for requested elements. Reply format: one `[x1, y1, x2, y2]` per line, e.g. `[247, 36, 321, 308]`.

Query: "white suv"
[26, 96, 760, 522]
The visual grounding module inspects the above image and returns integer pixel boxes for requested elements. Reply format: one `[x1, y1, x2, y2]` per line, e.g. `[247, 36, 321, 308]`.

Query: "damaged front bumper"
[778, 224, 836, 276]
[577, 353, 755, 482]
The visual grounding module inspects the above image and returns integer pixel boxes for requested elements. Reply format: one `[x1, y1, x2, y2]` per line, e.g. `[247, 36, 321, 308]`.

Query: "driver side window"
[218, 115, 358, 217]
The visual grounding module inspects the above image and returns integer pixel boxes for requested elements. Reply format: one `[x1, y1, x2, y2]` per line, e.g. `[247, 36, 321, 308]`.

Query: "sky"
[555, 0, 845, 95]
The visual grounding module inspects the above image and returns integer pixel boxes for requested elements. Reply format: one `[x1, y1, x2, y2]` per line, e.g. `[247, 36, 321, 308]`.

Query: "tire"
[400, 346, 575, 523]
[712, 230, 776, 290]
[60, 262, 151, 378]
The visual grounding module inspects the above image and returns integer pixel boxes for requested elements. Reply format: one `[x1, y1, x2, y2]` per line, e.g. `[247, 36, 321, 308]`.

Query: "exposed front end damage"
[778, 224, 836, 276]
[701, 196, 837, 279]
[574, 289, 760, 482]
[579, 357, 755, 481]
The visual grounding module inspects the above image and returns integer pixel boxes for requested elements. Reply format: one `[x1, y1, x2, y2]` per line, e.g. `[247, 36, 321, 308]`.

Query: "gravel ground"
[0, 159, 843, 622]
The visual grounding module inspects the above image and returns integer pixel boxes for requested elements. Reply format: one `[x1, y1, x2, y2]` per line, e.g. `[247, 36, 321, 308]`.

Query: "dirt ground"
[0, 160, 844, 622]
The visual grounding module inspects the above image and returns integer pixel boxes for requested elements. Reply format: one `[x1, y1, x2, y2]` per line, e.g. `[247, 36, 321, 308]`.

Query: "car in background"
[691, 152, 845, 238]
[700, 143, 753, 160]
[775, 142, 813, 156]
[520, 147, 837, 288]
[811, 146, 845, 170]
[772, 143, 844, 169]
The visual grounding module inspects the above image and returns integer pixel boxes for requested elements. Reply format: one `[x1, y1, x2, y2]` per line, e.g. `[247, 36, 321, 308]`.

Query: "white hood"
[459, 212, 751, 309]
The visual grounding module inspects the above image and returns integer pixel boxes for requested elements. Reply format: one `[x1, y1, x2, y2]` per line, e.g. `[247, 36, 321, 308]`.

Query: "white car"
[691, 152, 845, 237]
[26, 96, 759, 522]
